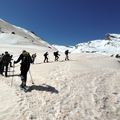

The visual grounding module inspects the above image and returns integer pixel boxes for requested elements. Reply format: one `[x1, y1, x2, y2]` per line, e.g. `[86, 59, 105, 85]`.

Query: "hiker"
[44, 52, 49, 63]
[9, 55, 13, 67]
[14, 50, 33, 88]
[65, 50, 70, 61]
[54, 51, 60, 61]
[2, 51, 11, 77]
[115, 54, 120, 58]
[31, 53, 36, 64]
[0, 53, 4, 75]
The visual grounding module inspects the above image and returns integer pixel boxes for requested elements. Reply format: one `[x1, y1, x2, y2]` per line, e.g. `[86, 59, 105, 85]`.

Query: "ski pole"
[8, 65, 10, 76]
[11, 63, 15, 87]
[29, 70, 34, 84]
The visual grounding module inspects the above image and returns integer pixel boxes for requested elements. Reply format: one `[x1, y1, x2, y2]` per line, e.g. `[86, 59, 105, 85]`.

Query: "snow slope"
[0, 19, 54, 49]
[0, 46, 120, 120]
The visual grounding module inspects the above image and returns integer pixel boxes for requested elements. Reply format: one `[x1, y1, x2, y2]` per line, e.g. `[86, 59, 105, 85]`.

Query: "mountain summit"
[73, 33, 120, 54]
[105, 33, 120, 41]
[0, 19, 53, 48]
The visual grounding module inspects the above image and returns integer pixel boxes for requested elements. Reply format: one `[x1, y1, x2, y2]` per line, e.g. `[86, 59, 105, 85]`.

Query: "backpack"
[22, 52, 32, 64]
[65, 50, 69, 54]
[0, 55, 2, 62]
[2, 54, 11, 65]
[53, 52, 56, 56]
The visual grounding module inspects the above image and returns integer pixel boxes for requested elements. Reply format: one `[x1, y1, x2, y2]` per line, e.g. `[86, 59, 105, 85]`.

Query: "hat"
[22, 50, 26, 53]
[5, 51, 8, 54]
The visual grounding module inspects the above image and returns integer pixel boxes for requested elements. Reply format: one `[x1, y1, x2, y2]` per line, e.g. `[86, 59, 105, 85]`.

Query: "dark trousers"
[44, 57, 48, 63]
[32, 58, 35, 64]
[0, 62, 4, 75]
[55, 56, 59, 61]
[20, 64, 30, 87]
[65, 55, 69, 60]
[4, 64, 9, 77]
[20, 70, 28, 87]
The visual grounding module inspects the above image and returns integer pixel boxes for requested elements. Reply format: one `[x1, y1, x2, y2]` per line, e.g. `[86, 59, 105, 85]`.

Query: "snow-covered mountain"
[0, 19, 54, 49]
[53, 33, 120, 55]
[105, 33, 120, 40]
[1, 18, 120, 55]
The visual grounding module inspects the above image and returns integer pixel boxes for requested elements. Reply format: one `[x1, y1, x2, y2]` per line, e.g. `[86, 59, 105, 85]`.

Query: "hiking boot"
[20, 84, 24, 88]
[20, 83, 26, 89]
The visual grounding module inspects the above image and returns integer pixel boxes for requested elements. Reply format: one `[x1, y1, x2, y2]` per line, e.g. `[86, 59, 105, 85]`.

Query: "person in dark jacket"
[14, 50, 33, 88]
[44, 52, 49, 63]
[31, 53, 36, 64]
[2, 51, 11, 77]
[0, 53, 4, 75]
[9, 55, 13, 67]
[65, 50, 70, 61]
[54, 51, 60, 61]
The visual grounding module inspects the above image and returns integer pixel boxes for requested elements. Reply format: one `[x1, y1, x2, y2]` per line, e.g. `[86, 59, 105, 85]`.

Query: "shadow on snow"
[26, 84, 59, 94]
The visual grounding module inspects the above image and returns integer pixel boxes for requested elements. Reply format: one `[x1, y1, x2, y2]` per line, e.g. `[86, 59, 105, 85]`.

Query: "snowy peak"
[0, 19, 53, 48]
[74, 34, 120, 54]
[53, 33, 120, 55]
[73, 39, 120, 54]
[105, 33, 120, 41]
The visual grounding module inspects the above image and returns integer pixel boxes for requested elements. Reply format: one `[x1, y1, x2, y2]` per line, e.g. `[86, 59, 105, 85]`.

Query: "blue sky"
[0, 0, 120, 45]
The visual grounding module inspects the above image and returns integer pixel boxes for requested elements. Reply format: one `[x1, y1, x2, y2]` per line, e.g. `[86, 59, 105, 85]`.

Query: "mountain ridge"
[1, 18, 120, 54]
[53, 33, 120, 55]
[0, 19, 53, 49]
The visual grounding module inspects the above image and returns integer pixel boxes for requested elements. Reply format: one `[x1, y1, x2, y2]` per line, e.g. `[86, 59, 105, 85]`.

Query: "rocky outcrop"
[105, 33, 120, 40]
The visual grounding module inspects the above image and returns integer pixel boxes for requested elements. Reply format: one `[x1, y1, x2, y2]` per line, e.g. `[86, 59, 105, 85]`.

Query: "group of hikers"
[0, 51, 13, 77]
[44, 50, 70, 62]
[0, 50, 70, 90]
